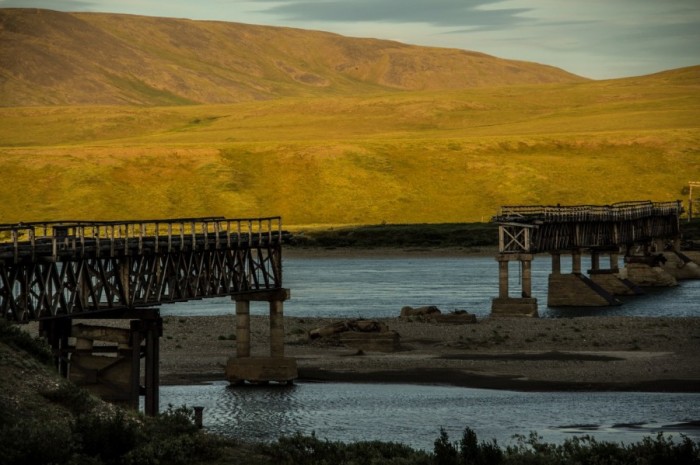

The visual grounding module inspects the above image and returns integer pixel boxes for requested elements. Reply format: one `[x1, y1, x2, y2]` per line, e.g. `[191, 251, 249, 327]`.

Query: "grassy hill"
[0, 10, 698, 226]
[0, 9, 584, 106]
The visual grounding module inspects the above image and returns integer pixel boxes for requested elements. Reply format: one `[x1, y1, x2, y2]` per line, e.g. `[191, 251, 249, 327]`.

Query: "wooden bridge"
[490, 201, 686, 316]
[0, 216, 292, 414]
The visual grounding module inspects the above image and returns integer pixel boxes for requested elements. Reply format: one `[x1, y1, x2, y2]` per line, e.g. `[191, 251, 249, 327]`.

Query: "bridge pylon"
[226, 289, 298, 384]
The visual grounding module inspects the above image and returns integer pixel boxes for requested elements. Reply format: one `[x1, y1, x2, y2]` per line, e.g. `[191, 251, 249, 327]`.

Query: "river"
[157, 255, 700, 448]
[162, 255, 700, 318]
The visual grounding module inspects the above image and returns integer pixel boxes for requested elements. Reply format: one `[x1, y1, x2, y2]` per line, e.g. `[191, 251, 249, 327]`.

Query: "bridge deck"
[0, 217, 289, 321]
[492, 201, 683, 253]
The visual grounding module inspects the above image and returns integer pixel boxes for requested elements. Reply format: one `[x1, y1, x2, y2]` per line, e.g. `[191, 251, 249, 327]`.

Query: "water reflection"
[158, 382, 700, 450]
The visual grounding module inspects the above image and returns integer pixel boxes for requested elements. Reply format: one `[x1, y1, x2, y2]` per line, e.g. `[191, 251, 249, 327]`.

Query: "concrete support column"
[492, 254, 538, 317]
[572, 251, 582, 274]
[551, 253, 561, 275]
[497, 259, 509, 298]
[270, 300, 285, 358]
[235, 300, 251, 358]
[225, 290, 297, 385]
[521, 259, 532, 298]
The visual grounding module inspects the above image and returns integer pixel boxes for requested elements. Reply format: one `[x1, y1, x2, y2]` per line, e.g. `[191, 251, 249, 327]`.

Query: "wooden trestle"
[490, 201, 684, 316]
[0, 216, 290, 414]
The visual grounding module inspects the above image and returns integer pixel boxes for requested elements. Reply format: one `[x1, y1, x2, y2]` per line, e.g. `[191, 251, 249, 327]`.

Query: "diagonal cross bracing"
[0, 217, 287, 322]
[492, 201, 683, 253]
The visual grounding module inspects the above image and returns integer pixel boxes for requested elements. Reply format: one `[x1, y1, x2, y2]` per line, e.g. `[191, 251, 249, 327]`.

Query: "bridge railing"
[0, 216, 285, 261]
[494, 201, 683, 224]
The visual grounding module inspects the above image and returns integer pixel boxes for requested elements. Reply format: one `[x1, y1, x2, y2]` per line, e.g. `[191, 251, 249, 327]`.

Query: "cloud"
[0, 0, 97, 9]
[254, 0, 532, 30]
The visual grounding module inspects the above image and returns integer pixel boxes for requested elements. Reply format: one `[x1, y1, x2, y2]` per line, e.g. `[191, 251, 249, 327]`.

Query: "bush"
[263, 432, 431, 465]
[0, 417, 75, 465]
[41, 381, 97, 415]
[433, 428, 503, 465]
[0, 318, 53, 365]
[74, 409, 143, 465]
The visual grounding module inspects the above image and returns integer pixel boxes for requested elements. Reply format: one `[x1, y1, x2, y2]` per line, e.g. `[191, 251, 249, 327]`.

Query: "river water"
[157, 255, 700, 448]
[162, 255, 700, 318]
[159, 382, 700, 449]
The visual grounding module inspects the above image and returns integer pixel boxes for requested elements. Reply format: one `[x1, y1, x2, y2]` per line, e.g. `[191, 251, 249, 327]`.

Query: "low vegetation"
[289, 220, 700, 249]
[1, 318, 699, 464]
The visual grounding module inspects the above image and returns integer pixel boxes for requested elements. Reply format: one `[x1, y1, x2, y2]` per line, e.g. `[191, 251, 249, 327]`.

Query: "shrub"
[0, 417, 75, 465]
[0, 318, 53, 365]
[74, 409, 143, 465]
[263, 432, 431, 465]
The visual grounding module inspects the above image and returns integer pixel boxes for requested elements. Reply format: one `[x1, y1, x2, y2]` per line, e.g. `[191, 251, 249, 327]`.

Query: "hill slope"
[0, 66, 697, 225]
[0, 8, 585, 106]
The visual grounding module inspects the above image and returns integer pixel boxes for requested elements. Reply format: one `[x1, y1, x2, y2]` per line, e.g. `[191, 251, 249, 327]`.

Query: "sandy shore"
[158, 314, 700, 392]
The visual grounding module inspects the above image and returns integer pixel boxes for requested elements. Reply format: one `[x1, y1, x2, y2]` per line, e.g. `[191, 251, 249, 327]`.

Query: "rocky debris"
[308, 319, 400, 352]
[400, 305, 441, 318]
[432, 310, 477, 324]
[400, 306, 477, 324]
[309, 319, 389, 339]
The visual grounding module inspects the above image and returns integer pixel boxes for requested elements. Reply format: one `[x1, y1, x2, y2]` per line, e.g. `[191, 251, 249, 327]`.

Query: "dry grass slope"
[0, 9, 698, 226]
[0, 8, 584, 106]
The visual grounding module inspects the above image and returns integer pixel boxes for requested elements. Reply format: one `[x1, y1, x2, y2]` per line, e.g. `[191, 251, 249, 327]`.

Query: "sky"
[2, 0, 699, 79]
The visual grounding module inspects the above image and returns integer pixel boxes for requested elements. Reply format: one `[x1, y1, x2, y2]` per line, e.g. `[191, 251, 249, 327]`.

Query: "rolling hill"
[0, 8, 585, 106]
[0, 9, 698, 226]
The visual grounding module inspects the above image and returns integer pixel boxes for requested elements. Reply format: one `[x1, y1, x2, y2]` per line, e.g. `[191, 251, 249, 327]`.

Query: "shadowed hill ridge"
[0, 8, 586, 106]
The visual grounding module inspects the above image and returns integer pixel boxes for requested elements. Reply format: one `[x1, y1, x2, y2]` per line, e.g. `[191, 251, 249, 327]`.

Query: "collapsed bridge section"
[490, 201, 685, 316]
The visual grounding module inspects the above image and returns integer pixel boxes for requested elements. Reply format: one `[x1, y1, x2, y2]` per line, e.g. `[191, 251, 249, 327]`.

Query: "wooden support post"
[236, 300, 251, 358]
[270, 300, 285, 358]
[521, 259, 532, 298]
[130, 320, 143, 411]
[40, 317, 72, 377]
[119, 257, 131, 305]
[498, 258, 509, 298]
[144, 317, 161, 417]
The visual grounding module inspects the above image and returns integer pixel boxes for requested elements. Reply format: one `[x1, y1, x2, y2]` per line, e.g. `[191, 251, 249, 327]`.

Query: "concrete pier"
[621, 262, 678, 287]
[491, 253, 538, 317]
[661, 251, 700, 280]
[547, 251, 621, 307]
[226, 289, 298, 385]
[588, 251, 643, 296]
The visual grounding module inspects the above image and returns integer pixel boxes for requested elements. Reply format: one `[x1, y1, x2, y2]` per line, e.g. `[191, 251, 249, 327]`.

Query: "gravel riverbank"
[158, 314, 700, 391]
